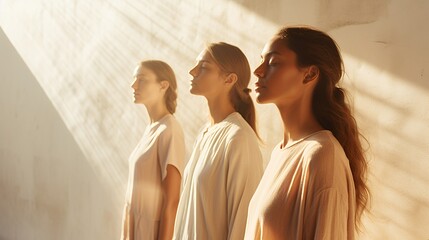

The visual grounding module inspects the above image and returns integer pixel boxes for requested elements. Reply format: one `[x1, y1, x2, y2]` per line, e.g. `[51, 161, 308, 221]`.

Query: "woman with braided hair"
[173, 42, 264, 240]
[121, 60, 186, 240]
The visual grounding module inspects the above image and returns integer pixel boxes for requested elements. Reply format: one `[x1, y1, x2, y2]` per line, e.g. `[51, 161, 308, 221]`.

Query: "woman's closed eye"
[268, 59, 281, 66]
[138, 78, 155, 84]
[199, 64, 212, 72]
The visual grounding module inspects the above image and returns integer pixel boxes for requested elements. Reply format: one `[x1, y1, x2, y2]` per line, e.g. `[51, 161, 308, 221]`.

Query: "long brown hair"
[140, 60, 178, 114]
[206, 42, 258, 135]
[276, 27, 369, 227]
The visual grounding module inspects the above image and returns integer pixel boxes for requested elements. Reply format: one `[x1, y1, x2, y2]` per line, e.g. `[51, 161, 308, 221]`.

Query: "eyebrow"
[134, 74, 148, 78]
[261, 51, 281, 58]
[197, 60, 211, 64]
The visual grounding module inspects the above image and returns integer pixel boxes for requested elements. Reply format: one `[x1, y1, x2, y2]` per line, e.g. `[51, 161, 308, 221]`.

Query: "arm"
[225, 134, 263, 240]
[158, 165, 181, 240]
[306, 188, 350, 240]
[120, 204, 130, 240]
[303, 143, 353, 239]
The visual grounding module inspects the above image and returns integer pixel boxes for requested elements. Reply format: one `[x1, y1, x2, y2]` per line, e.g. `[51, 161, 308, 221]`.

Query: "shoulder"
[224, 112, 258, 144]
[222, 115, 262, 167]
[158, 114, 184, 139]
[302, 131, 344, 170]
[304, 131, 335, 158]
[301, 131, 350, 184]
[300, 132, 353, 200]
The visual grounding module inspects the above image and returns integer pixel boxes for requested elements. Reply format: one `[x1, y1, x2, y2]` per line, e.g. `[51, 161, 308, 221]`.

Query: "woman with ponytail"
[245, 27, 369, 240]
[173, 42, 263, 240]
[121, 60, 186, 240]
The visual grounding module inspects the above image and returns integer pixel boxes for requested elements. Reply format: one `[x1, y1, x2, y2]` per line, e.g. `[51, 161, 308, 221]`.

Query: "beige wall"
[0, 0, 428, 239]
[0, 29, 118, 239]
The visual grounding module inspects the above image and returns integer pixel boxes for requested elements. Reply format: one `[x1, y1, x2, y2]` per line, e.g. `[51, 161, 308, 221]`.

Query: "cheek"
[264, 69, 287, 90]
[266, 67, 301, 89]
[138, 84, 161, 99]
[145, 83, 159, 91]
[258, 69, 302, 102]
[195, 73, 219, 88]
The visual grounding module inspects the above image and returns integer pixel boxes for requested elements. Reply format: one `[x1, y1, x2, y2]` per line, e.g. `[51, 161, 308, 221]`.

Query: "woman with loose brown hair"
[245, 27, 369, 239]
[173, 42, 263, 240]
[121, 60, 186, 240]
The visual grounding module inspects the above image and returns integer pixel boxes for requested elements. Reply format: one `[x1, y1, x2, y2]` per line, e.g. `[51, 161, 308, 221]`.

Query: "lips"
[255, 87, 266, 93]
[255, 81, 266, 92]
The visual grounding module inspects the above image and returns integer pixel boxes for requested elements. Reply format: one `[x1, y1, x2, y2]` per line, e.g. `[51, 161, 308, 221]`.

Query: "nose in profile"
[189, 65, 198, 77]
[131, 79, 138, 90]
[253, 63, 265, 78]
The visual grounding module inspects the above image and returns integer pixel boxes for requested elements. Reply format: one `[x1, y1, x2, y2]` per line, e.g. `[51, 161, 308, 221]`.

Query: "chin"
[256, 94, 270, 104]
[133, 98, 143, 104]
[189, 86, 200, 95]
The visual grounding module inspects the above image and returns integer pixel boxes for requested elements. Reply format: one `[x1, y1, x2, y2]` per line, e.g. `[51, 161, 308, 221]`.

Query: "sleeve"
[304, 188, 350, 240]
[302, 142, 354, 240]
[157, 122, 186, 180]
[224, 132, 263, 240]
[120, 203, 132, 240]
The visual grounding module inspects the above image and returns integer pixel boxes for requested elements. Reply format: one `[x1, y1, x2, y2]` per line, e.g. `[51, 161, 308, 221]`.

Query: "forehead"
[133, 65, 155, 78]
[196, 49, 215, 63]
[261, 37, 296, 60]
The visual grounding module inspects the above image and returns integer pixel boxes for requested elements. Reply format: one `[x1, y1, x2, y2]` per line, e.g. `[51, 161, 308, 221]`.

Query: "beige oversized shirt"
[245, 130, 356, 240]
[121, 114, 186, 240]
[173, 112, 264, 240]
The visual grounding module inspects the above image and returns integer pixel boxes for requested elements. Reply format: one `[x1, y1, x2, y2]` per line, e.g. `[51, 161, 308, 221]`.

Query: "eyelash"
[199, 65, 208, 71]
[260, 59, 279, 67]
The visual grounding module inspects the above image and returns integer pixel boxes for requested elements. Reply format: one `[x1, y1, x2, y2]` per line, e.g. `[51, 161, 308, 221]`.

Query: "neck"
[206, 93, 235, 125]
[276, 97, 323, 148]
[145, 101, 170, 123]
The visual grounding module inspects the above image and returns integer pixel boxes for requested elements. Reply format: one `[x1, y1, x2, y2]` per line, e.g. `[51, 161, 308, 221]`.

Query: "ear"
[159, 80, 170, 90]
[303, 66, 319, 84]
[224, 73, 238, 85]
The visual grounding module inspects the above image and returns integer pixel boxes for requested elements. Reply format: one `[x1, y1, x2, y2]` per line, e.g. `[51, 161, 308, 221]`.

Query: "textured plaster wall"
[0, 0, 428, 239]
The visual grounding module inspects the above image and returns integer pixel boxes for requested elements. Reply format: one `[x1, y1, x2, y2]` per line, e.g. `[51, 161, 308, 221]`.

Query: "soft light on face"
[188, 50, 226, 98]
[131, 65, 163, 105]
[254, 37, 307, 105]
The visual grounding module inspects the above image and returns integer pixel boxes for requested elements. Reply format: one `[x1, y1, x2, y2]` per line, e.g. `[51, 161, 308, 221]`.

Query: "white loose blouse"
[173, 112, 264, 240]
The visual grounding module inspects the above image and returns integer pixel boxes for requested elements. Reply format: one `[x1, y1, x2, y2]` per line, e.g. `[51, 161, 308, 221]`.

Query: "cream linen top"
[245, 130, 356, 240]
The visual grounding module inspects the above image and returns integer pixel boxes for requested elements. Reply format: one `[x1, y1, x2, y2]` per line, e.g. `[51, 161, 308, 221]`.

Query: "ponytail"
[230, 86, 258, 136]
[165, 87, 177, 114]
